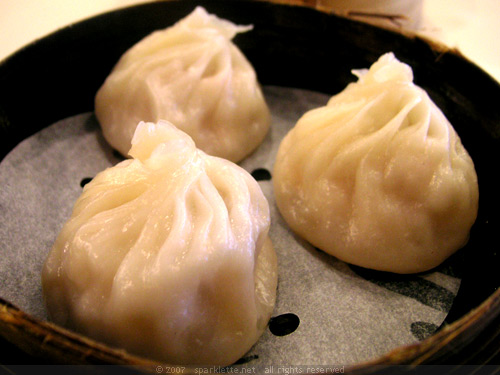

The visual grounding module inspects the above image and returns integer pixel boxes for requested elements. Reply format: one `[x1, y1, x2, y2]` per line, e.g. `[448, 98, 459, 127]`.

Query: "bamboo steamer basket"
[1, 0, 499, 372]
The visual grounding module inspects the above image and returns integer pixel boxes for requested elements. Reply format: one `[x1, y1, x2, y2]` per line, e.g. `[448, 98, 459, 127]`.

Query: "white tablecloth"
[1, 0, 499, 82]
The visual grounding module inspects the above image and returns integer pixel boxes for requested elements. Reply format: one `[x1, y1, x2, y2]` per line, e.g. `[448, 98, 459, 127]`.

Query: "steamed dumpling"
[273, 53, 478, 274]
[95, 6, 271, 163]
[42, 120, 277, 365]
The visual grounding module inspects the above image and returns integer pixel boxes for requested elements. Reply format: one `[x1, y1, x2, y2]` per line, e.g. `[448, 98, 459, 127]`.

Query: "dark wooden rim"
[2, 288, 500, 371]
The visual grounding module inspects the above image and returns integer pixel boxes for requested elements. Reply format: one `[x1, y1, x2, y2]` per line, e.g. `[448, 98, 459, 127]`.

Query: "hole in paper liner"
[234, 354, 259, 365]
[269, 313, 300, 336]
[251, 168, 272, 181]
[80, 177, 93, 188]
[113, 149, 126, 161]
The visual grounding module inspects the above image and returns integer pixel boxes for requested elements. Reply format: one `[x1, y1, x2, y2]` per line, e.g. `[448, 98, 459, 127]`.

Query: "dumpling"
[95, 6, 271, 163]
[273, 53, 478, 274]
[42, 120, 277, 365]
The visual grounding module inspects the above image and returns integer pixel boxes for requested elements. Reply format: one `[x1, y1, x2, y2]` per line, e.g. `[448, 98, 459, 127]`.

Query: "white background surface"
[1, 0, 499, 82]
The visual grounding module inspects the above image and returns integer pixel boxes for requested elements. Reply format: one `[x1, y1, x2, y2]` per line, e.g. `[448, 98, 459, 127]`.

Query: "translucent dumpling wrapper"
[273, 53, 479, 274]
[94, 6, 271, 163]
[42, 120, 278, 365]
